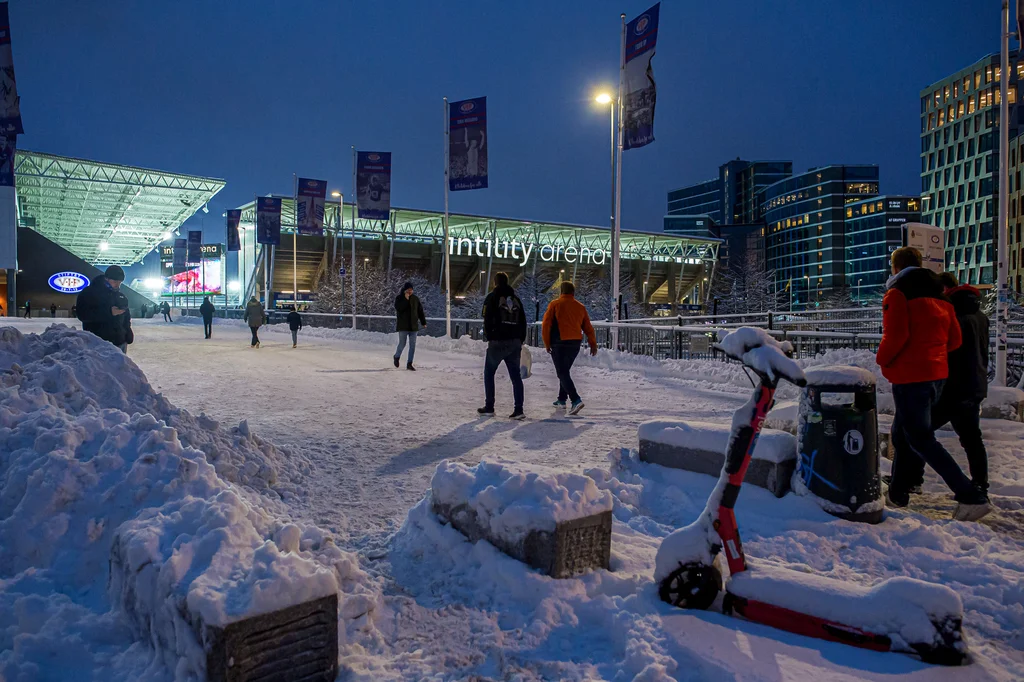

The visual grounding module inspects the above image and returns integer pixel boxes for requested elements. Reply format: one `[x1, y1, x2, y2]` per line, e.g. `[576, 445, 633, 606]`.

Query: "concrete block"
[203, 594, 338, 682]
[981, 387, 1024, 421]
[433, 501, 612, 579]
[639, 439, 796, 497]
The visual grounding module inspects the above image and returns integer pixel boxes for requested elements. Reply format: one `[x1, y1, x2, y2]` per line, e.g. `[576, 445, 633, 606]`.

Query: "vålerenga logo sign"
[448, 237, 607, 267]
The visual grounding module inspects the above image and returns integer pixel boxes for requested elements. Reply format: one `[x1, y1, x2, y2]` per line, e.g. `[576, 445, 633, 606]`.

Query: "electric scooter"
[654, 327, 968, 666]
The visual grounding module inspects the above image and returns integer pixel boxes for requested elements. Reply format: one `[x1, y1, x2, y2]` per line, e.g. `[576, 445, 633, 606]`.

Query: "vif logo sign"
[635, 15, 650, 34]
[460, 101, 475, 113]
[367, 153, 381, 162]
[48, 271, 90, 294]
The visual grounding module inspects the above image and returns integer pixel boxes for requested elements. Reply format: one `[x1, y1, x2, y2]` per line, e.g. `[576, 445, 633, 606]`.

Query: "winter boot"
[885, 487, 909, 509]
[407, 363, 416, 371]
[508, 410, 526, 421]
[393, 356, 400, 368]
[477, 406, 495, 415]
[553, 399, 567, 407]
[569, 400, 585, 416]
[953, 501, 992, 522]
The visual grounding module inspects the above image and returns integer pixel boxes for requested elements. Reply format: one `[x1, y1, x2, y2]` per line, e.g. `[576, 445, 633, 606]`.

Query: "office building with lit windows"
[920, 51, 1019, 287]
[762, 165, 879, 307]
[666, 159, 793, 228]
[845, 195, 921, 302]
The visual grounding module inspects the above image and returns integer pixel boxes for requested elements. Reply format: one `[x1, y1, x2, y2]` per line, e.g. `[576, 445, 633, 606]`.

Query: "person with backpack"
[393, 281, 426, 370]
[287, 305, 303, 348]
[478, 272, 527, 420]
[199, 297, 215, 339]
[542, 281, 598, 415]
[880, 247, 990, 522]
[243, 296, 265, 348]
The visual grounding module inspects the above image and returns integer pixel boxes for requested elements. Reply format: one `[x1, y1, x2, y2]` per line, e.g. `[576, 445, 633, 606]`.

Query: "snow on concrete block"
[981, 386, 1024, 421]
[803, 365, 878, 388]
[203, 594, 338, 682]
[638, 420, 797, 497]
[430, 461, 613, 578]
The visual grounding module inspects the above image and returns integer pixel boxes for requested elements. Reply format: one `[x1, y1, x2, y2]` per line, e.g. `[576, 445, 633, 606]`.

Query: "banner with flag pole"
[226, 209, 241, 252]
[622, 3, 660, 151]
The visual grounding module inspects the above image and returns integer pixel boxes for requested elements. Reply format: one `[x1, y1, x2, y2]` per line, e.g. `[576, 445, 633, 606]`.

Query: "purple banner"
[623, 3, 659, 150]
[448, 97, 487, 191]
[256, 197, 282, 245]
[356, 152, 392, 221]
[296, 177, 327, 236]
[226, 209, 241, 252]
[187, 230, 202, 263]
[0, 3, 23, 136]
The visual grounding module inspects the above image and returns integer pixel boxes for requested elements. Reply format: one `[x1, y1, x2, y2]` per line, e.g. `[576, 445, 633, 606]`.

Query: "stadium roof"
[237, 198, 720, 264]
[15, 150, 225, 266]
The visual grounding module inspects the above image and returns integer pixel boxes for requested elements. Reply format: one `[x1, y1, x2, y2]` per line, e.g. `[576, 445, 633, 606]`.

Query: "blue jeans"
[890, 380, 980, 503]
[551, 341, 582, 403]
[484, 339, 524, 411]
[395, 330, 417, 364]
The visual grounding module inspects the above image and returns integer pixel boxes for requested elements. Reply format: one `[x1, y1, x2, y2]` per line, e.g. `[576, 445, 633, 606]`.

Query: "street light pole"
[996, 0, 1011, 386]
[611, 13, 626, 350]
[857, 278, 862, 304]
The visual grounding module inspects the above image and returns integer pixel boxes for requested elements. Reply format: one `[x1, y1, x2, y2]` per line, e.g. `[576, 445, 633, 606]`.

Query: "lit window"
[975, 71, 982, 89]
[954, 82, 959, 97]
[958, 100, 965, 116]
[943, 85, 950, 101]
[947, 105, 954, 122]
[846, 207, 853, 218]
[939, 109, 946, 126]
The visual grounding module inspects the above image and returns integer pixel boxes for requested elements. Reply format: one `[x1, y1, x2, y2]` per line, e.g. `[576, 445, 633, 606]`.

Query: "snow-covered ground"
[2, 316, 1023, 681]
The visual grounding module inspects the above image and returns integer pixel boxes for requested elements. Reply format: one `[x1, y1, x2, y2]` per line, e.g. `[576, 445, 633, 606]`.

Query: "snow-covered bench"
[638, 420, 797, 497]
[430, 461, 613, 578]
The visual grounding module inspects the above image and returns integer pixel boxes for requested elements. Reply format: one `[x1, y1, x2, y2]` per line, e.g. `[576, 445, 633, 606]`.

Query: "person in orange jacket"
[878, 246, 990, 521]
[542, 281, 598, 415]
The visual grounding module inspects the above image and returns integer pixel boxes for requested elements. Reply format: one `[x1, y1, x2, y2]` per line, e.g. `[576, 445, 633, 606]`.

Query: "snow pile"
[638, 419, 796, 463]
[982, 386, 1024, 421]
[715, 327, 805, 386]
[804, 364, 878, 388]
[0, 326, 379, 680]
[431, 460, 612, 544]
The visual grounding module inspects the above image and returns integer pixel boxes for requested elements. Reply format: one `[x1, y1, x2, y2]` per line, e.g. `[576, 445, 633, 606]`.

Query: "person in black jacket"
[393, 282, 426, 369]
[478, 272, 528, 419]
[160, 301, 173, 322]
[50, 303, 57, 318]
[286, 305, 303, 348]
[200, 297, 215, 339]
[75, 265, 133, 353]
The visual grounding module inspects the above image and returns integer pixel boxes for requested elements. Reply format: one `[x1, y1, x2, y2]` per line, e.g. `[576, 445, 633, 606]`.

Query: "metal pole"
[997, 0, 1011, 386]
[293, 174, 298, 309]
[387, 210, 396, 275]
[337, 195, 344, 317]
[443, 96, 452, 338]
[351, 147, 358, 328]
[611, 13, 626, 350]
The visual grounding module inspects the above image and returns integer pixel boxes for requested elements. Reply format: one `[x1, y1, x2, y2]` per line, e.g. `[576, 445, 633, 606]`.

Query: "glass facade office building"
[845, 195, 921, 302]
[667, 178, 722, 223]
[920, 52, 1019, 287]
[666, 160, 792, 228]
[763, 165, 879, 307]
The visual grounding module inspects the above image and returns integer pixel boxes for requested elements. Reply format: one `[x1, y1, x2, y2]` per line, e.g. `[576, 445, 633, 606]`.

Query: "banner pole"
[443, 96, 452, 338]
[351, 146, 357, 328]
[611, 13, 626, 351]
[996, 0, 1010, 386]
[293, 174, 298, 309]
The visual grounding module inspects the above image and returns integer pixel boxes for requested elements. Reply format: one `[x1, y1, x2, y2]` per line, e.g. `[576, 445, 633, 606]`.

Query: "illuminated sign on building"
[48, 271, 90, 293]
[448, 237, 607, 266]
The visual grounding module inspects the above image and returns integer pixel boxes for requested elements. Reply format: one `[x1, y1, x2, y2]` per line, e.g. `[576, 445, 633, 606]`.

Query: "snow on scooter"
[655, 327, 968, 665]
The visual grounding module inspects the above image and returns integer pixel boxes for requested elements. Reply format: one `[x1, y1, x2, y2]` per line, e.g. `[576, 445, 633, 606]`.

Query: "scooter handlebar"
[713, 336, 807, 388]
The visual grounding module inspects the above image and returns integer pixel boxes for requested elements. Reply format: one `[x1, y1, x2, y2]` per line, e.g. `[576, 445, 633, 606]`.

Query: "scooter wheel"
[658, 562, 722, 610]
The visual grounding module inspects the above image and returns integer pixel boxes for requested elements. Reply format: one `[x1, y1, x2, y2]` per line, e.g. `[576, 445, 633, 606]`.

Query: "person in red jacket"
[542, 281, 598, 415]
[879, 247, 990, 521]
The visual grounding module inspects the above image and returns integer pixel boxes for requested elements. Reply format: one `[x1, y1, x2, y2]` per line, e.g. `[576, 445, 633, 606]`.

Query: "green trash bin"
[796, 366, 882, 524]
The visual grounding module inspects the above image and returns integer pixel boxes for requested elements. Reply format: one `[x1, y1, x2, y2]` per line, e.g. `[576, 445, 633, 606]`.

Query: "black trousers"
[250, 326, 260, 346]
[894, 395, 988, 493]
[551, 341, 582, 403]
[203, 319, 212, 338]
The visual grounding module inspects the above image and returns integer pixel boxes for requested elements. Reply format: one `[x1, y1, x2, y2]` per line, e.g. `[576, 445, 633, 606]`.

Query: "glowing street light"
[99, 241, 109, 252]
[595, 92, 612, 105]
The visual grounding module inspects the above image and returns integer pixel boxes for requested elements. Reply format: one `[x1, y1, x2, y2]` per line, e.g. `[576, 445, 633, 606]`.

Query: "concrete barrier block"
[638, 420, 796, 497]
[433, 501, 612, 579]
[202, 594, 338, 682]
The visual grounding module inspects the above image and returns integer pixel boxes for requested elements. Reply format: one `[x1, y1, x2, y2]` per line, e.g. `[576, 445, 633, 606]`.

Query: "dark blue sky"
[14, 0, 994, 255]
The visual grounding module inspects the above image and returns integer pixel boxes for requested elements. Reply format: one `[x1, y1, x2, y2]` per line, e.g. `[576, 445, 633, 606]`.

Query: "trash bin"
[795, 366, 882, 524]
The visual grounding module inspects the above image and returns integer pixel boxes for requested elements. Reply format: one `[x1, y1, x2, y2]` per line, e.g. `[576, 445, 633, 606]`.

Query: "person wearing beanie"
[393, 281, 426, 369]
[75, 264, 134, 352]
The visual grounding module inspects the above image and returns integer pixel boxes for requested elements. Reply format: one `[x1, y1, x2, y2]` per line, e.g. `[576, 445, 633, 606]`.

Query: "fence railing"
[178, 308, 1024, 386]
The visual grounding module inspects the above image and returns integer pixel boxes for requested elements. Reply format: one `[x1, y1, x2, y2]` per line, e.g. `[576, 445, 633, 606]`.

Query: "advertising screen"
[167, 257, 223, 294]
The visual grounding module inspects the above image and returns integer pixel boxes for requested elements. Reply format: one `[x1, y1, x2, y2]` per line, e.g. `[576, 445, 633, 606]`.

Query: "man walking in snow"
[75, 265, 134, 353]
[287, 305, 303, 348]
[542, 281, 598, 415]
[893, 272, 991, 497]
[478, 272, 527, 420]
[393, 282, 426, 370]
[50, 303, 57, 318]
[200, 296, 215, 339]
[243, 296, 265, 348]
[879, 247, 990, 521]
[160, 301, 173, 322]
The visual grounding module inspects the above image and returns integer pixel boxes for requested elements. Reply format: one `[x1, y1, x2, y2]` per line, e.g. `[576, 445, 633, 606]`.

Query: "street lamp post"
[996, 0, 1011, 385]
[595, 91, 616, 335]
[331, 191, 344, 318]
[803, 275, 809, 310]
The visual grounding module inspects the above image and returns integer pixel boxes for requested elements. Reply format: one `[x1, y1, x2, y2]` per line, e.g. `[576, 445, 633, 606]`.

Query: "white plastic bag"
[520, 344, 533, 379]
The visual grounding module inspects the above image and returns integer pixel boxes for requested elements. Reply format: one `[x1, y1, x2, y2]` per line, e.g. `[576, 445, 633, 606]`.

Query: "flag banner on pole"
[173, 238, 187, 271]
[256, 196, 282, 245]
[187, 230, 202, 263]
[356, 151, 392, 220]
[0, 133, 14, 187]
[1018, 0, 1024, 46]
[622, 3, 660, 151]
[448, 97, 487, 191]
[295, 177, 327, 236]
[0, 3, 23, 137]
[226, 209, 241, 252]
